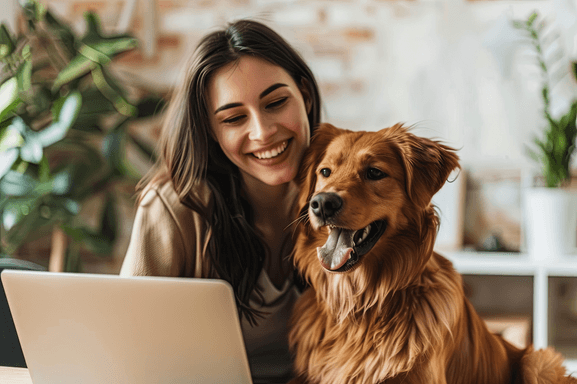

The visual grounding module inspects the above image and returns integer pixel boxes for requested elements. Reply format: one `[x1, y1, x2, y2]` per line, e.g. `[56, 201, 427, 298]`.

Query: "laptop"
[1, 270, 253, 384]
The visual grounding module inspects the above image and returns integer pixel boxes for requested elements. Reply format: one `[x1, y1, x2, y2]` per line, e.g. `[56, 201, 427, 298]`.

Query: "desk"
[0, 367, 32, 384]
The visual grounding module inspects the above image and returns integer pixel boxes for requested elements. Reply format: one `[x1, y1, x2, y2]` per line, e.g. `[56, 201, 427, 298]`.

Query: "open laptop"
[1, 270, 253, 384]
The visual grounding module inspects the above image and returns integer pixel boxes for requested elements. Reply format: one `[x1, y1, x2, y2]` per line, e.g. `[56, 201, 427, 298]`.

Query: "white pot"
[524, 187, 577, 260]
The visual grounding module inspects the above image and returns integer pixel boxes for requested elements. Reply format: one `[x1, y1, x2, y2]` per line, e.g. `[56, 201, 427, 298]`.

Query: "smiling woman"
[119, 19, 322, 383]
[208, 56, 312, 188]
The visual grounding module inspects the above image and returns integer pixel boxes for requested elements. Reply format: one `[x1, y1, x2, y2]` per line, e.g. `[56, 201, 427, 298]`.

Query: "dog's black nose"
[310, 192, 342, 219]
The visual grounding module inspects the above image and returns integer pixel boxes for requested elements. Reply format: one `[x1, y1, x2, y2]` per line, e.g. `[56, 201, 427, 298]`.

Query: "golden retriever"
[288, 123, 576, 384]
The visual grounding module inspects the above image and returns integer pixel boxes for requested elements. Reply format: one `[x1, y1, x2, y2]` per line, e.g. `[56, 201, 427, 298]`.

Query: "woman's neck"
[241, 176, 298, 226]
[240, 173, 299, 288]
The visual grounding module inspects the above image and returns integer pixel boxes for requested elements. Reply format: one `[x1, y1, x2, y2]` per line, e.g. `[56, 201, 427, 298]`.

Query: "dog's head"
[294, 123, 460, 279]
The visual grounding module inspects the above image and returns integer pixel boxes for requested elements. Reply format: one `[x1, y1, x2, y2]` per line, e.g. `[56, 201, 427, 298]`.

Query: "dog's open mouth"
[317, 220, 387, 272]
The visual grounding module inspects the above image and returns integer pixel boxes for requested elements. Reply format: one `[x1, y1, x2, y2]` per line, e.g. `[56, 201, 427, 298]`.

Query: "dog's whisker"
[284, 212, 309, 232]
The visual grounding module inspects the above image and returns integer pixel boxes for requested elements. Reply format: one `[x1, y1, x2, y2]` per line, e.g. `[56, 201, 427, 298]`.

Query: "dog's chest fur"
[289, 256, 464, 384]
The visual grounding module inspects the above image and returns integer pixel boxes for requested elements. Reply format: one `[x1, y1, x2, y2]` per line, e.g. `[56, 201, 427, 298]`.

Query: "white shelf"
[443, 251, 577, 277]
[440, 250, 577, 355]
[564, 359, 577, 375]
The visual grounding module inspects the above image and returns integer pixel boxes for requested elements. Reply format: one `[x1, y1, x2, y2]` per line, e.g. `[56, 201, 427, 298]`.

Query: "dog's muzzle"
[309, 193, 387, 272]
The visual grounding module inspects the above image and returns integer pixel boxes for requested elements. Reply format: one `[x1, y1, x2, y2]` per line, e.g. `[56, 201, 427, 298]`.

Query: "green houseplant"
[0, 1, 161, 271]
[514, 13, 577, 258]
[515, 13, 577, 188]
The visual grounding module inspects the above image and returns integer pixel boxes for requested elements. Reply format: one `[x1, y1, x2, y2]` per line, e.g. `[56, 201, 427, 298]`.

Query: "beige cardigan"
[120, 180, 298, 382]
[120, 181, 212, 278]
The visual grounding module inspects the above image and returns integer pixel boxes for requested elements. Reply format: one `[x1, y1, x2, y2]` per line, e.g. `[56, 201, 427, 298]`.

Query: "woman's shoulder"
[127, 176, 214, 277]
[139, 177, 213, 214]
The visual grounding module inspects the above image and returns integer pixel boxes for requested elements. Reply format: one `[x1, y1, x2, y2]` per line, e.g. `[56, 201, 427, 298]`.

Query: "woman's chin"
[240, 167, 297, 189]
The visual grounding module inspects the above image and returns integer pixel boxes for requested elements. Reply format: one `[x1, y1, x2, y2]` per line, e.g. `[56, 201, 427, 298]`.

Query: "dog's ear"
[296, 123, 344, 210]
[388, 124, 460, 209]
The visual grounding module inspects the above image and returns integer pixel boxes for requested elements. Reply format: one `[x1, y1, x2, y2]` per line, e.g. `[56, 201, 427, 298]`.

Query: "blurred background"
[2, 0, 577, 369]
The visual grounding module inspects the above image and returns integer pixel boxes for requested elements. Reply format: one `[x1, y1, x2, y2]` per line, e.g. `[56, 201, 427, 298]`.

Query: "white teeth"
[253, 141, 288, 159]
[354, 225, 371, 246]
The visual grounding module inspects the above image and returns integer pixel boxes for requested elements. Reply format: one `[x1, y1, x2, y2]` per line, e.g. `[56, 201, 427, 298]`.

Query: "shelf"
[442, 251, 577, 277]
[564, 359, 577, 375]
[440, 250, 577, 354]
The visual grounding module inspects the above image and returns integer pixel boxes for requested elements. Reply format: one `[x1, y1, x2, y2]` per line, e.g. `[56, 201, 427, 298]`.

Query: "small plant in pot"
[514, 12, 577, 258]
[0, 0, 162, 271]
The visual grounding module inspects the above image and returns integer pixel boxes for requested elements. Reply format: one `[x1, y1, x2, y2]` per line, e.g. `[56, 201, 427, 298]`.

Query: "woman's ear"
[299, 78, 313, 115]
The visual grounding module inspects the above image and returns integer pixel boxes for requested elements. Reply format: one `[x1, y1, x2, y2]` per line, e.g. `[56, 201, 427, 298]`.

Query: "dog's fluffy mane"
[293, 123, 459, 318]
[288, 123, 576, 384]
[290, 123, 464, 381]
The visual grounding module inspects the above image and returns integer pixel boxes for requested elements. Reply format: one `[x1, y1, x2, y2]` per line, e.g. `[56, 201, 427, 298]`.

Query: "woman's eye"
[320, 168, 331, 177]
[222, 115, 245, 124]
[366, 168, 387, 180]
[266, 97, 288, 109]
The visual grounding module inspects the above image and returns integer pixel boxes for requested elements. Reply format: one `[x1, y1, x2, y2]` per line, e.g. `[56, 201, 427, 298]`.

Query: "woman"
[120, 19, 322, 382]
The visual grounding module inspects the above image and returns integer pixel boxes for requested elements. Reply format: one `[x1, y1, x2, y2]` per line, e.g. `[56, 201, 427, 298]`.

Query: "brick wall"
[7, 0, 577, 269]
[30, 0, 568, 167]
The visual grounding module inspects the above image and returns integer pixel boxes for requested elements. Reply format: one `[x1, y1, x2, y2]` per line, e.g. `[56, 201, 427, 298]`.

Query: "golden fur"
[288, 123, 576, 384]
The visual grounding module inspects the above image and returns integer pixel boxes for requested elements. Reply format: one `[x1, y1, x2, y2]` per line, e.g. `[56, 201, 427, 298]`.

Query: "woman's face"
[208, 56, 311, 188]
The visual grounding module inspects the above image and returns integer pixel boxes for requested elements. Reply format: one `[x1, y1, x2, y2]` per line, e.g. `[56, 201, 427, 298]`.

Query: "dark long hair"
[142, 19, 321, 325]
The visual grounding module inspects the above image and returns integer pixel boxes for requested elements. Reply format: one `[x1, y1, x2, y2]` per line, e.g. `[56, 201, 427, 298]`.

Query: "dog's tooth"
[356, 225, 370, 244]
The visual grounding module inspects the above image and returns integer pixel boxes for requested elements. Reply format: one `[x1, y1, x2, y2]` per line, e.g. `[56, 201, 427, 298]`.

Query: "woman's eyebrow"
[214, 83, 289, 115]
[259, 83, 288, 98]
[214, 102, 242, 114]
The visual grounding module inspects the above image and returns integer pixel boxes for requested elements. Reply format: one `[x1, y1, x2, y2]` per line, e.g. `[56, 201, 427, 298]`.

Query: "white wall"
[0, 0, 18, 32]
[27, 0, 577, 173]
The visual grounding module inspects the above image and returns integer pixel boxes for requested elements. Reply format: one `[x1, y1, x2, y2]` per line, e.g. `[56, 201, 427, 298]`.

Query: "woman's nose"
[248, 115, 277, 142]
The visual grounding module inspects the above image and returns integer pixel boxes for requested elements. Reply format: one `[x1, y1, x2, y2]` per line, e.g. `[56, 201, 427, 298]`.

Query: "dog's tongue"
[317, 227, 355, 270]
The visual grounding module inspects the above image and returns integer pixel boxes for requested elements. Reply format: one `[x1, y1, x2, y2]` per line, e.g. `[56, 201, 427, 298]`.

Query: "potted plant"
[0, 0, 162, 271]
[514, 13, 577, 259]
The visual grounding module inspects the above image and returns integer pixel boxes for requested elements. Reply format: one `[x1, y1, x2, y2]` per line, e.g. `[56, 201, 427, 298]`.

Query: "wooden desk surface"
[0, 366, 32, 384]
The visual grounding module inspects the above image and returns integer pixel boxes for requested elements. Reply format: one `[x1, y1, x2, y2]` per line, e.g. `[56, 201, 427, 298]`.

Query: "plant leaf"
[0, 148, 18, 179]
[0, 121, 24, 152]
[87, 37, 138, 58]
[0, 23, 15, 59]
[78, 43, 111, 65]
[80, 12, 137, 57]
[2, 197, 68, 254]
[50, 169, 72, 195]
[16, 60, 32, 93]
[91, 66, 136, 116]
[37, 91, 82, 147]
[51, 56, 97, 91]
[2, 200, 33, 231]
[19, 136, 43, 163]
[0, 169, 38, 196]
[0, 78, 20, 122]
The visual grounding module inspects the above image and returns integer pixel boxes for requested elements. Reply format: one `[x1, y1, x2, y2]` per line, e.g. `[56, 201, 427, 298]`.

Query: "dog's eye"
[366, 168, 387, 180]
[320, 168, 331, 177]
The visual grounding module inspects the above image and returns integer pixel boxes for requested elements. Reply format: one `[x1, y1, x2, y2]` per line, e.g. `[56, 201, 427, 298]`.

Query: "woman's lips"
[251, 140, 290, 159]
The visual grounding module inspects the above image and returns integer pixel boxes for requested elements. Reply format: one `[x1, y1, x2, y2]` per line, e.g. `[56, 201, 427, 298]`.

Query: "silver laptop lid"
[2, 270, 253, 384]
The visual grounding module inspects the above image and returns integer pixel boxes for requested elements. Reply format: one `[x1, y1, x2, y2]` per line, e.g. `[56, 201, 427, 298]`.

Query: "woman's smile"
[251, 139, 291, 160]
